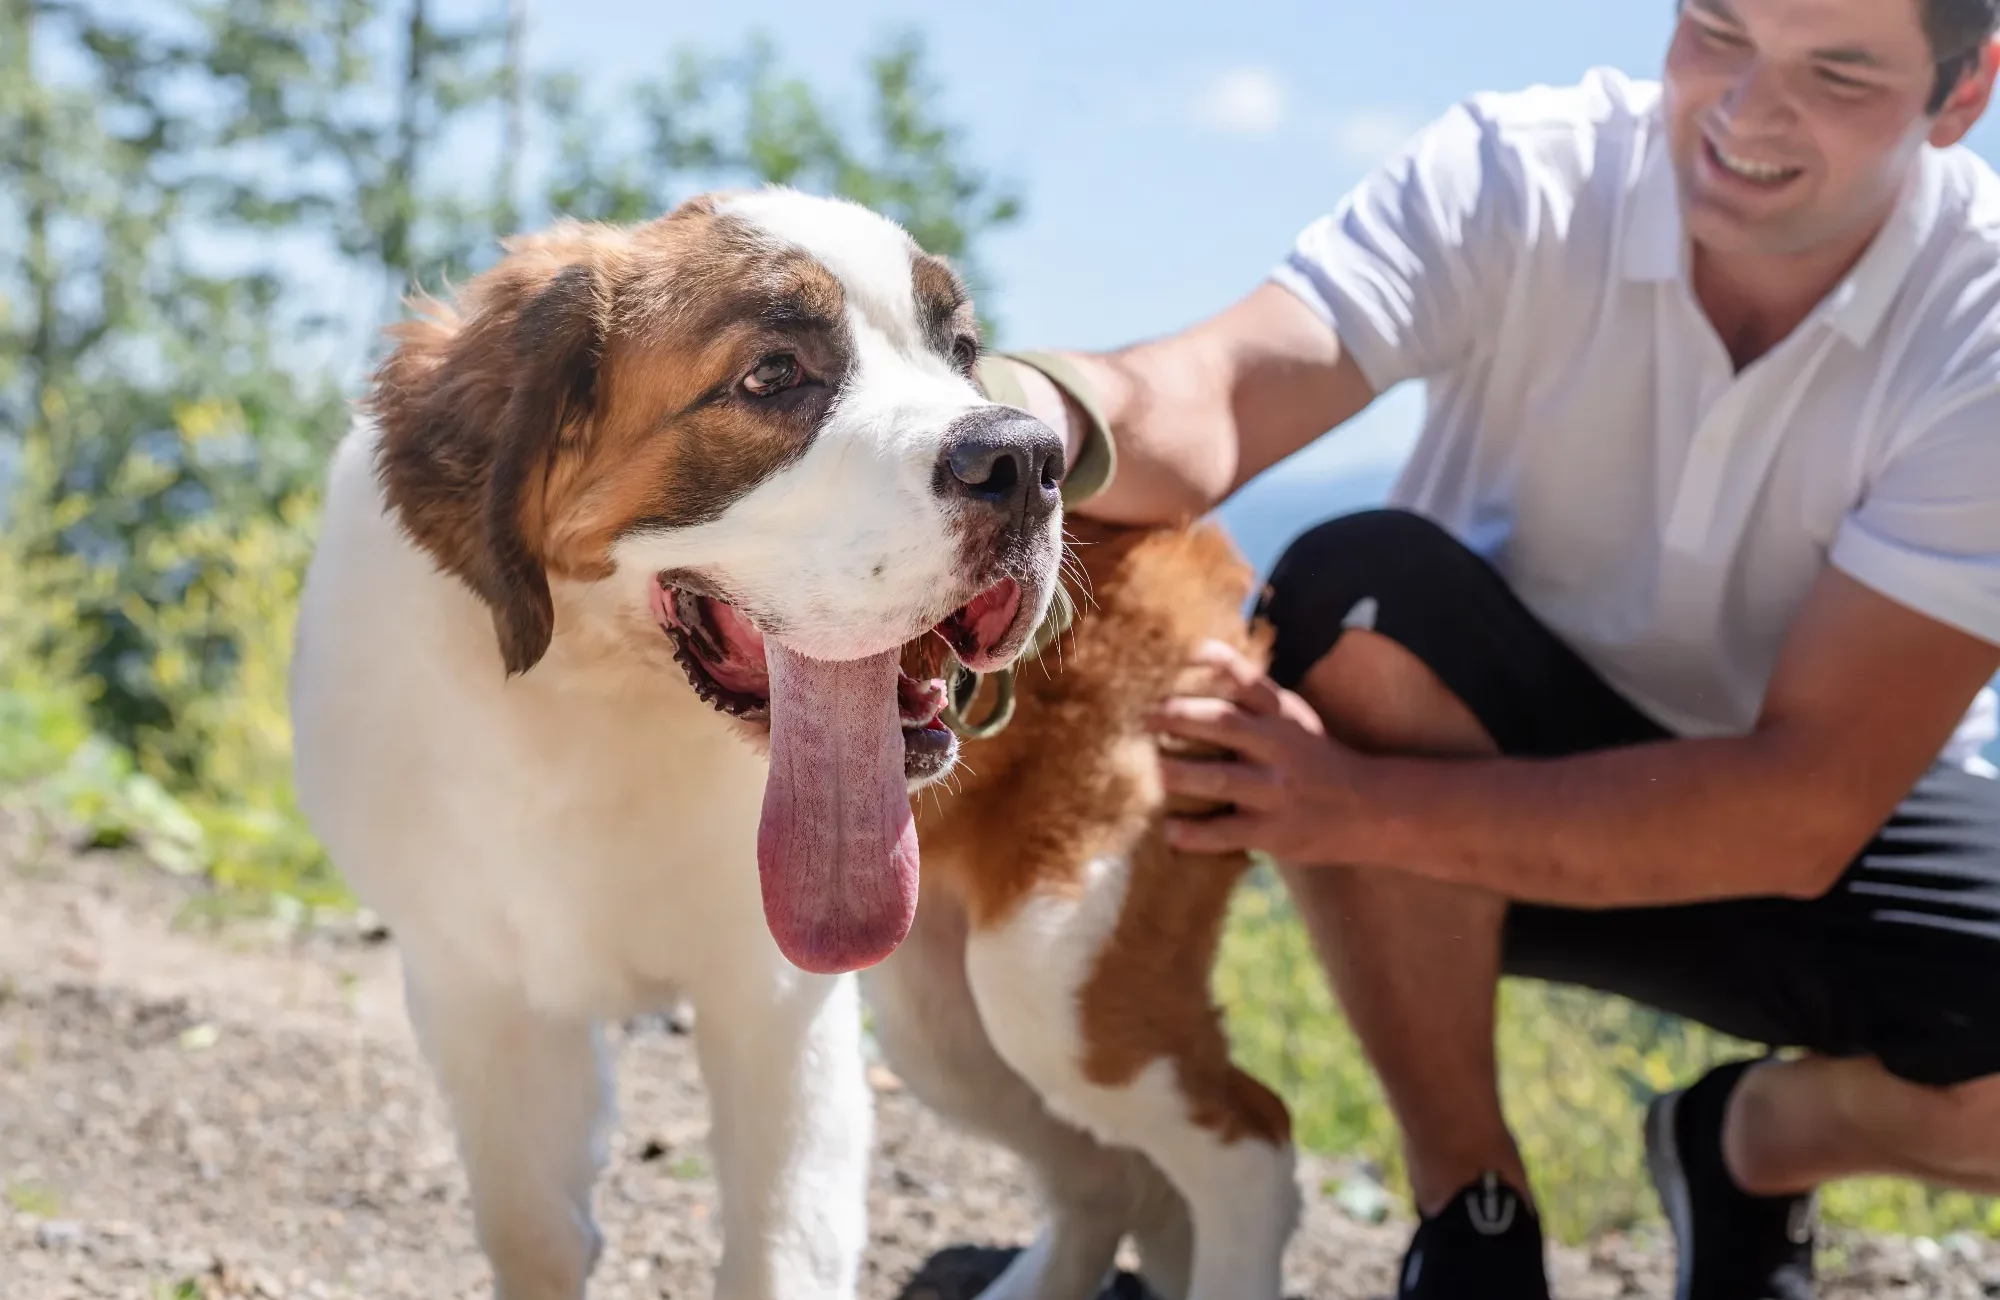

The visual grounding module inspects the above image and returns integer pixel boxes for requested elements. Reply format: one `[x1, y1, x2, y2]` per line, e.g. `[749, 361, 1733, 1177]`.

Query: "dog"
[867, 516, 1302, 1300]
[289, 187, 1069, 1300]
[289, 185, 1300, 1300]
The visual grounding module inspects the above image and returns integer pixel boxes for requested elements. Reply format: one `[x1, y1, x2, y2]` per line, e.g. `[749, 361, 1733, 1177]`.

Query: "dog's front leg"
[688, 960, 872, 1300]
[404, 963, 613, 1300]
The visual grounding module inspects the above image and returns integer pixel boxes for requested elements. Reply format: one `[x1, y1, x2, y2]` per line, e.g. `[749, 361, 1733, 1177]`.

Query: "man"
[976, 1, 2000, 1297]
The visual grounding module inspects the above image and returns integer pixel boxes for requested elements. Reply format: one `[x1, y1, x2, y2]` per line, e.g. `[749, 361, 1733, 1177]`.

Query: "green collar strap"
[973, 349, 1118, 509]
[939, 581, 1074, 741]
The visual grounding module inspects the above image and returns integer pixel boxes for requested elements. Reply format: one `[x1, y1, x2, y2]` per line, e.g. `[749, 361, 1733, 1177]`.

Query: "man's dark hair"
[1923, 0, 2000, 112]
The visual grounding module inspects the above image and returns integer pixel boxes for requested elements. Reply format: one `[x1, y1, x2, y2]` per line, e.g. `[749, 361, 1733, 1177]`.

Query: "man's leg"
[1277, 625, 1526, 1215]
[1507, 756, 2000, 1298]
[1255, 510, 2000, 1299]
[1726, 1058, 2000, 1195]
[1249, 508, 1675, 1298]
[1718, 760, 2000, 1199]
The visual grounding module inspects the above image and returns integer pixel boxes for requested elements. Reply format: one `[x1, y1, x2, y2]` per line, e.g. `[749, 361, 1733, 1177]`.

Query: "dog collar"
[938, 582, 1075, 741]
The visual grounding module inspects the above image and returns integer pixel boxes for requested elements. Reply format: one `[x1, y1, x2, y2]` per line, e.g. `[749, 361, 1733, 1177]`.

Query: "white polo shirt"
[1271, 66, 2000, 772]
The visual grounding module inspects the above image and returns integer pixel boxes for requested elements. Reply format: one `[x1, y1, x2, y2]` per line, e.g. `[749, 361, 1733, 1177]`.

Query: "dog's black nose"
[938, 408, 1064, 528]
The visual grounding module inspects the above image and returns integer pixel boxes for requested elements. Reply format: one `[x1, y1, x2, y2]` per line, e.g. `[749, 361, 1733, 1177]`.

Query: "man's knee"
[1296, 629, 1496, 757]
[1260, 509, 1450, 683]
[1259, 510, 1497, 756]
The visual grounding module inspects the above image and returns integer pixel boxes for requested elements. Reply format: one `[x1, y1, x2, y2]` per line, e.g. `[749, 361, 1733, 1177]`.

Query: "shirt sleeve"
[1830, 386, 2000, 646]
[1268, 98, 1528, 391]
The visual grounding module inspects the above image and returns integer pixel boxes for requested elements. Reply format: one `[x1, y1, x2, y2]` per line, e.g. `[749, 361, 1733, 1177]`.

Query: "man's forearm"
[1335, 731, 1883, 908]
[986, 282, 1380, 527]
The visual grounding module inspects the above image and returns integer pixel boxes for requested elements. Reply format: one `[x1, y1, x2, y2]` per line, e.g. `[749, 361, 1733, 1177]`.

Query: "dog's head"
[367, 187, 1067, 974]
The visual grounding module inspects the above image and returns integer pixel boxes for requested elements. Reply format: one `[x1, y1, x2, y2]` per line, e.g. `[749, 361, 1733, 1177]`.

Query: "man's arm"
[994, 282, 1378, 527]
[1161, 567, 2000, 907]
[996, 96, 1528, 526]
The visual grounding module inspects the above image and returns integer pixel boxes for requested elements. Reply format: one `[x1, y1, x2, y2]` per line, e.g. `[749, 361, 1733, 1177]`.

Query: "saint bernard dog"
[289, 186, 1299, 1300]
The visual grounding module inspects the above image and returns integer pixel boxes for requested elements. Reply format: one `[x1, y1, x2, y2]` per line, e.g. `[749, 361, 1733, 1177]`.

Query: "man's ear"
[370, 251, 612, 677]
[1930, 37, 2000, 147]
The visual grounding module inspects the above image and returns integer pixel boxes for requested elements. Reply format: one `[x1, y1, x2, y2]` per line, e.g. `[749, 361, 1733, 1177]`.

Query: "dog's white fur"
[862, 859, 1301, 1300]
[289, 189, 1062, 1300]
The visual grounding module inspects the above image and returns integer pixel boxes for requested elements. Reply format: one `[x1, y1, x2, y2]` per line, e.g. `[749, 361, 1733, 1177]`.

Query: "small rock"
[1330, 1173, 1393, 1225]
[166, 1247, 218, 1274]
[867, 1064, 904, 1093]
[1945, 1232, 1985, 1264]
[36, 1219, 84, 1250]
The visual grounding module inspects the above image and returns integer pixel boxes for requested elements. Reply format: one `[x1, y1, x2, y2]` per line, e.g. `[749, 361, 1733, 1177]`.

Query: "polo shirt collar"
[1621, 127, 1942, 347]
[1822, 154, 1939, 346]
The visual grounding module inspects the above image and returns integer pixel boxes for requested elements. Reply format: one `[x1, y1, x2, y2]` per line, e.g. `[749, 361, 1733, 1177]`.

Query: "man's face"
[1664, 0, 1993, 260]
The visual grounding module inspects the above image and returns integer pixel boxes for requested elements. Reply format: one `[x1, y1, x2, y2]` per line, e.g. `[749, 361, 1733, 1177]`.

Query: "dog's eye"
[742, 354, 802, 397]
[952, 335, 980, 374]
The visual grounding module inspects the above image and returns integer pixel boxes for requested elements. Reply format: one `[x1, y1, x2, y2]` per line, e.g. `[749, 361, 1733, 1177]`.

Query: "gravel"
[2, 812, 1993, 1299]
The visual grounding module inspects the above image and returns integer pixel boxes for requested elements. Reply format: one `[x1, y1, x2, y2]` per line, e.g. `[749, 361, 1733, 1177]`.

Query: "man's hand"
[1148, 639, 1364, 862]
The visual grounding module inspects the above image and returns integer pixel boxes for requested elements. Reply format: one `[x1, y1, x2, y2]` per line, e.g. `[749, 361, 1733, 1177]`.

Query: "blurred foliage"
[540, 31, 1019, 309]
[1215, 863, 2000, 1244]
[0, 0, 1991, 1253]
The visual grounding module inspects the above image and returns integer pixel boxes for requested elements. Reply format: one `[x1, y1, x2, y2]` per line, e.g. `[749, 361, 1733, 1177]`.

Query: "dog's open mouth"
[648, 572, 1027, 976]
[650, 574, 1025, 783]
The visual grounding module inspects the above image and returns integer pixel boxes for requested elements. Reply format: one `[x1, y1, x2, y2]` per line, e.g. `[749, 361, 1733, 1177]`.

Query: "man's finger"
[1164, 810, 1262, 856]
[1148, 696, 1277, 762]
[1158, 755, 1277, 809]
[1192, 639, 1288, 717]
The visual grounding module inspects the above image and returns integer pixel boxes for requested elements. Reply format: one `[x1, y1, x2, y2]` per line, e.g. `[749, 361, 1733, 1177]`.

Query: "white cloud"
[1191, 67, 1287, 134]
[1328, 108, 1422, 164]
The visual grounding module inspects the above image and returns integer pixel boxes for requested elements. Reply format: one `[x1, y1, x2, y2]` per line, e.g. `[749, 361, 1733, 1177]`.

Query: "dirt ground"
[2, 812, 1994, 1300]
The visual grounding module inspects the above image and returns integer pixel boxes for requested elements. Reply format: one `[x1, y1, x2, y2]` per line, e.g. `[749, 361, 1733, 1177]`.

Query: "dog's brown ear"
[370, 251, 611, 677]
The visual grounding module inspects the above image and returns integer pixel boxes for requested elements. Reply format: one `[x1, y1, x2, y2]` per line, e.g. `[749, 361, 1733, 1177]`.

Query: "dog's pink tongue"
[757, 640, 918, 974]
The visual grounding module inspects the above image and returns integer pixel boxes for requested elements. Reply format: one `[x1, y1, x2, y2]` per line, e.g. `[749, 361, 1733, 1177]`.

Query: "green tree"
[537, 31, 1021, 329]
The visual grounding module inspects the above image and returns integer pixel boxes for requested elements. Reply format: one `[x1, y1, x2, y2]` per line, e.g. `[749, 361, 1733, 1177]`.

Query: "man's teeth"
[1713, 143, 1794, 182]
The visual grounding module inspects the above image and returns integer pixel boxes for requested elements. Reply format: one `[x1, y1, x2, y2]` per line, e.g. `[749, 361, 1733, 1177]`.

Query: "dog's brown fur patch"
[367, 197, 855, 674]
[913, 517, 1289, 1146]
[910, 252, 979, 374]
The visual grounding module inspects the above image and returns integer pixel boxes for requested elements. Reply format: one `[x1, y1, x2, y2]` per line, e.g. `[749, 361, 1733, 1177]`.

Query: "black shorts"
[1256, 508, 2000, 1089]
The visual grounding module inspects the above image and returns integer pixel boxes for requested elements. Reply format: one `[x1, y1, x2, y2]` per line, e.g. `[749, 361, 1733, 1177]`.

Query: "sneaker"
[1646, 1058, 1817, 1300]
[1395, 1170, 1551, 1299]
